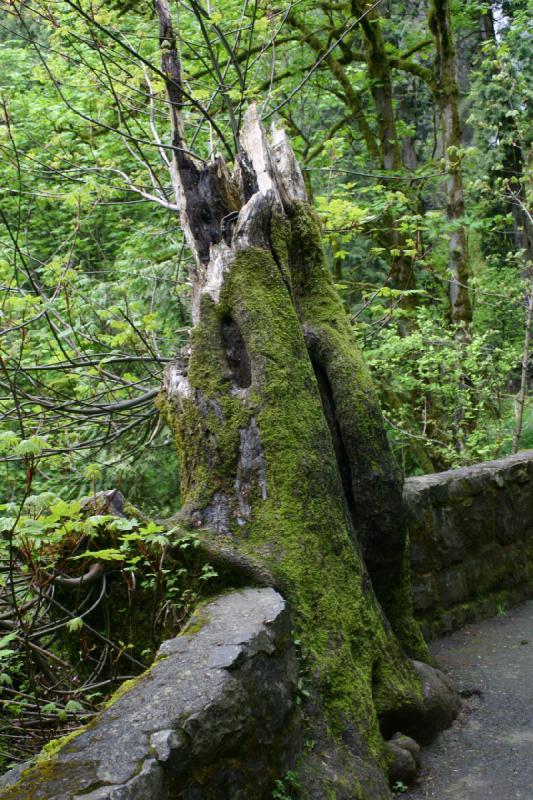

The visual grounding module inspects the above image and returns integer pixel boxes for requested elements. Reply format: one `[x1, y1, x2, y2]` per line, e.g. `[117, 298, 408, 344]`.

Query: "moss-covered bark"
[163, 213, 427, 773]
[152, 35, 456, 784]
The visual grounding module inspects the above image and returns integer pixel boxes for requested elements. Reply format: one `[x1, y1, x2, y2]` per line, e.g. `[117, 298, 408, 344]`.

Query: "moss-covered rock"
[0, 589, 300, 800]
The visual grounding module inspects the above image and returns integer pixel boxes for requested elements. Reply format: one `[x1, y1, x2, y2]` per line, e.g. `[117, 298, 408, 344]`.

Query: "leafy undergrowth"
[0, 493, 217, 774]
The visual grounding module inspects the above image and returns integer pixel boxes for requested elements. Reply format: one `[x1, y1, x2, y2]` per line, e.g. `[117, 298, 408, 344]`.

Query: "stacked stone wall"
[405, 451, 533, 638]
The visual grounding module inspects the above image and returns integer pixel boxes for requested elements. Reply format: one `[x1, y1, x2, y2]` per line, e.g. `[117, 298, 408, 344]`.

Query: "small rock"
[390, 733, 421, 767]
[412, 660, 461, 743]
[385, 740, 418, 785]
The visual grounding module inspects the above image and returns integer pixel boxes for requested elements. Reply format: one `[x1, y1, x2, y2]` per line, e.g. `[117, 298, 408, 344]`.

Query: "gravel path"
[407, 599, 533, 800]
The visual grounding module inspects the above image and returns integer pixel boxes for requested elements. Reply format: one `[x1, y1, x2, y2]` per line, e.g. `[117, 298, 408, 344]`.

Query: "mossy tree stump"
[155, 3, 458, 794]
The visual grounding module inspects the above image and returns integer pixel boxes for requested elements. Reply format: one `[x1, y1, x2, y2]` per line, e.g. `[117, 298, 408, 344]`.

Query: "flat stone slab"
[407, 598, 533, 799]
[0, 587, 300, 800]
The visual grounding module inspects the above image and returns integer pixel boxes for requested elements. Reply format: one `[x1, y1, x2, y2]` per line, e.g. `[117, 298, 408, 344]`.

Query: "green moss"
[37, 728, 84, 763]
[103, 675, 144, 709]
[0, 730, 93, 800]
[161, 294, 254, 520]
[180, 605, 211, 636]
[161, 200, 429, 781]
[286, 203, 427, 658]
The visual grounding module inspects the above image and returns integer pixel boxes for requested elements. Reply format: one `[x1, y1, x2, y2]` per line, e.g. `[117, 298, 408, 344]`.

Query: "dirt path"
[407, 599, 533, 800]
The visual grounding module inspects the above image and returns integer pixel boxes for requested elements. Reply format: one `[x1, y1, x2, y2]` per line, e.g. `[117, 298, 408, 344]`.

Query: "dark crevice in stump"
[221, 315, 252, 389]
[311, 353, 357, 527]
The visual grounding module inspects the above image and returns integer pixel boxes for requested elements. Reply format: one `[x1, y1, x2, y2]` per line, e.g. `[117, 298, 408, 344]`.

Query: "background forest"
[0, 0, 531, 773]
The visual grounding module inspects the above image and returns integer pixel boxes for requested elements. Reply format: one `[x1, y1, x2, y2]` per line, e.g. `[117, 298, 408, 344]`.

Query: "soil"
[407, 599, 533, 800]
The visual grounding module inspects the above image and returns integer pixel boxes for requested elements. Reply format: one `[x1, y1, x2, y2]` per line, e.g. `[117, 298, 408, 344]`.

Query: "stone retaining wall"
[405, 450, 533, 638]
[0, 588, 301, 800]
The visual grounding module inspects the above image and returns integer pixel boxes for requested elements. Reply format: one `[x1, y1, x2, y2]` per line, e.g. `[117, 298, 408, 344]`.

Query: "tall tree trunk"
[480, 4, 496, 41]
[502, 145, 533, 262]
[355, 1, 419, 307]
[478, 2, 533, 265]
[354, 2, 402, 173]
[513, 273, 533, 453]
[288, 10, 417, 319]
[429, 0, 473, 331]
[155, 3, 458, 794]
[350, 1, 419, 327]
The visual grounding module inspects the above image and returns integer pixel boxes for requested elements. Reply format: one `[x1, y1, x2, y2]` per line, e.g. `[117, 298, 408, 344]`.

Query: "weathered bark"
[155, 4, 458, 794]
[429, 0, 473, 330]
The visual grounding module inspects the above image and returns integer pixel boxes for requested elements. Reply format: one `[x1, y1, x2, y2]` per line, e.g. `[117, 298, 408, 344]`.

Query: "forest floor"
[407, 599, 533, 800]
